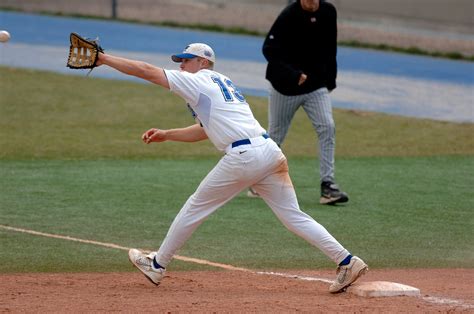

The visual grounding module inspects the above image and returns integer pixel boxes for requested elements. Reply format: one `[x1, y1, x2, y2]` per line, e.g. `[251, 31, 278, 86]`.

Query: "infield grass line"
[2, 223, 472, 309]
[0, 224, 323, 280]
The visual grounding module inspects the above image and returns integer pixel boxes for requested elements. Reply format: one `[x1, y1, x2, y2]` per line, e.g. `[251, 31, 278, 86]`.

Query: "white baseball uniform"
[153, 68, 350, 267]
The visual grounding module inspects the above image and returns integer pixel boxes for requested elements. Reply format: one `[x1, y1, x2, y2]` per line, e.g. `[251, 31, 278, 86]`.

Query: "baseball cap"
[171, 43, 216, 63]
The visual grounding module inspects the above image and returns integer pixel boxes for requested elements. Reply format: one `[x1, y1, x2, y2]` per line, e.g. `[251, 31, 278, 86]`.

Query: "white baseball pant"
[154, 137, 349, 267]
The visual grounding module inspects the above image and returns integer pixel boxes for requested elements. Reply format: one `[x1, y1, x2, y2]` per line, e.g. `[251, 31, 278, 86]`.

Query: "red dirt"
[1, 269, 473, 312]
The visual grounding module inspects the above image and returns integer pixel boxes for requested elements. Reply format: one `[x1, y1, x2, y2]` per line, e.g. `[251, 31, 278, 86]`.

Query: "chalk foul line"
[0, 224, 321, 278]
[1, 224, 471, 309]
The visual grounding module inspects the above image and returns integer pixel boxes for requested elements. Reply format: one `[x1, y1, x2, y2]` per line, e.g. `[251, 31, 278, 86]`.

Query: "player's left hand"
[96, 52, 104, 66]
[142, 128, 167, 144]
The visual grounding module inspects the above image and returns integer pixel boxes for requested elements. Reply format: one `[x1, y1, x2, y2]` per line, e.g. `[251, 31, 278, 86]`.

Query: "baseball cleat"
[128, 249, 165, 286]
[247, 187, 261, 198]
[329, 256, 368, 293]
[320, 181, 349, 205]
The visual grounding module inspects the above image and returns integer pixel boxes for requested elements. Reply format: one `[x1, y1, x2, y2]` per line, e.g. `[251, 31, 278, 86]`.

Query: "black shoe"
[320, 181, 349, 205]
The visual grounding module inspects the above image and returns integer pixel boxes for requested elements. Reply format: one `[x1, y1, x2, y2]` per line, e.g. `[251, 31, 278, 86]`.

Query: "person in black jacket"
[249, 0, 348, 205]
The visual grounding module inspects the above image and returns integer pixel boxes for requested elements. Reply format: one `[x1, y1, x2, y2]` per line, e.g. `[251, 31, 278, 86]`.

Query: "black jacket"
[262, 0, 337, 96]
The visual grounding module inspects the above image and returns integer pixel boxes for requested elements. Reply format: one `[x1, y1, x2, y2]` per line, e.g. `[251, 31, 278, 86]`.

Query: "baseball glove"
[66, 32, 104, 69]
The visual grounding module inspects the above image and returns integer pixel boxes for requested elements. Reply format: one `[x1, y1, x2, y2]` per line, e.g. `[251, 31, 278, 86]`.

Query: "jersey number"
[212, 77, 245, 102]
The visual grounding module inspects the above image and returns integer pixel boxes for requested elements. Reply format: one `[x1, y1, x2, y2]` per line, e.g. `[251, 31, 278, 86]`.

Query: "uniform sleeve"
[164, 69, 201, 105]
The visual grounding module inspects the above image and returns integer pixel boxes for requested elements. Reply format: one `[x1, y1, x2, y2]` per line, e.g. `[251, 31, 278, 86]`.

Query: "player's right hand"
[142, 128, 166, 144]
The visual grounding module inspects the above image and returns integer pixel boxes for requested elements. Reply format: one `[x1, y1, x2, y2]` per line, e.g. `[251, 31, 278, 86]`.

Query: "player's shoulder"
[198, 68, 215, 76]
[169, 69, 209, 79]
[200, 69, 229, 80]
[196, 68, 216, 80]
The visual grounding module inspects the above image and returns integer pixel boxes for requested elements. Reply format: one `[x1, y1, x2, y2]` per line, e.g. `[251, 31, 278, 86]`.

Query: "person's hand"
[298, 73, 307, 85]
[142, 128, 167, 144]
[96, 52, 104, 66]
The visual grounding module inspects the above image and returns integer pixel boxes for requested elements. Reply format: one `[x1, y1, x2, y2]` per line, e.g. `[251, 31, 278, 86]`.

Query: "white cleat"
[329, 256, 368, 293]
[128, 249, 165, 286]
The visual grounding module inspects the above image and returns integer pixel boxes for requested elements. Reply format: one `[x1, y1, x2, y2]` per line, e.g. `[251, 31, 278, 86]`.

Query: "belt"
[231, 134, 269, 148]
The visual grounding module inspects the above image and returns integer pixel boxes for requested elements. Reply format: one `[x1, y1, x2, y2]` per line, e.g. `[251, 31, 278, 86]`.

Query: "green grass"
[1, 67, 472, 159]
[0, 67, 473, 273]
[1, 157, 473, 272]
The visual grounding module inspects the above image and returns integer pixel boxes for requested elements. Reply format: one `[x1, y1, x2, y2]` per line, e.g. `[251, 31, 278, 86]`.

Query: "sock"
[339, 254, 352, 266]
[153, 257, 165, 270]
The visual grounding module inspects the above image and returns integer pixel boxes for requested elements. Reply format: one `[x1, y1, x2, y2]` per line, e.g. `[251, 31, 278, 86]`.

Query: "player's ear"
[200, 58, 210, 69]
[207, 60, 214, 70]
[206, 60, 214, 70]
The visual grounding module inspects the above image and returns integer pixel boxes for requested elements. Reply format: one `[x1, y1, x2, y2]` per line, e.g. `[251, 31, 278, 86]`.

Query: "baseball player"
[96, 43, 368, 293]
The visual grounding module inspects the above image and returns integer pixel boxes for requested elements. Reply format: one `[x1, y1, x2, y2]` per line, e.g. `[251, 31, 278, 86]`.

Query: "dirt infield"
[2, 269, 473, 312]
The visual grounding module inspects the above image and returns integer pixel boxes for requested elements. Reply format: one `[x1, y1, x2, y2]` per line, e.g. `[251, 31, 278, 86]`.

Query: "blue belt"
[231, 134, 269, 148]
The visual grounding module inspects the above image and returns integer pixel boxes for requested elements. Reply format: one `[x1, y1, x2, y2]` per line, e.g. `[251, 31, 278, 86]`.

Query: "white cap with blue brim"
[171, 43, 216, 63]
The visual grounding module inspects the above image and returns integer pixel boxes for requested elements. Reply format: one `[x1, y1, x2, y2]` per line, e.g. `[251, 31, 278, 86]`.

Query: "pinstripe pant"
[268, 87, 336, 183]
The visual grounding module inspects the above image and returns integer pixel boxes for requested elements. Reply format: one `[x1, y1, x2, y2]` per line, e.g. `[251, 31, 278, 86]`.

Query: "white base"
[347, 281, 421, 297]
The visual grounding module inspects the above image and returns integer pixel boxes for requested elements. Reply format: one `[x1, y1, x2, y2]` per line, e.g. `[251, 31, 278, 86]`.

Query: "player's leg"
[129, 153, 257, 284]
[251, 145, 368, 292]
[267, 86, 302, 146]
[301, 88, 348, 205]
[251, 147, 349, 264]
[153, 153, 255, 268]
[301, 87, 335, 182]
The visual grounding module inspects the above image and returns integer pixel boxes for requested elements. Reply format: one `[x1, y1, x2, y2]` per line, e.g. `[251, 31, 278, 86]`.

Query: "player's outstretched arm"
[97, 53, 170, 89]
[142, 124, 208, 144]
